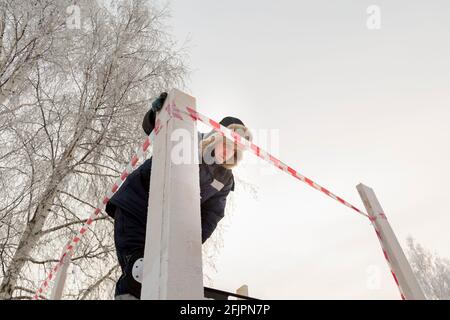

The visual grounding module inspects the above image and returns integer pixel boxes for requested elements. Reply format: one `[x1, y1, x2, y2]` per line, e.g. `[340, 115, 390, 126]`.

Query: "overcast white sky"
[162, 0, 450, 299]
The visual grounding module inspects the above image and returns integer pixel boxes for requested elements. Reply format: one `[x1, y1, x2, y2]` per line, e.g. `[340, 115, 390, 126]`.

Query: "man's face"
[214, 139, 235, 164]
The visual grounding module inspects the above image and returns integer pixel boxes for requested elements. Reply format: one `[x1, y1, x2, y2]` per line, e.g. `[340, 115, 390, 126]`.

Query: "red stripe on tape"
[375, 229, 382, 240]
[321, 187, 331, 196]
[111, 183, 118, 193]
[231, 131, 241, 142]
[142, 138, 150, 151]
[287, 167, 297, 177]
[304, 177, 314, 187]
[376, 233, 382, 241]
[174, 112, 183, 121]
[186, 107, 199, 120]
[383, 250, 389, 262]
[250, 143, 260, 157]
[120, 170, 129, 181]
[209, 119, 220, 131]
[131, 154, 139, 167]
[154, 119, 161, 135]
[391, 271, 400, 286]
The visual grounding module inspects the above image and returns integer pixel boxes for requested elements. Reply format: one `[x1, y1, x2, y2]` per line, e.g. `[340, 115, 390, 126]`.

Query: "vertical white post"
[50, 246, 72, 300]
[356, 183, 425, 300]
[141, 89, 204, 300]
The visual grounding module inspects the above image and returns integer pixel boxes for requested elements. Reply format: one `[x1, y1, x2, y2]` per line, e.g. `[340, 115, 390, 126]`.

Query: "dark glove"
[151, 92, 168, 113]
[142, 92, 168, 135]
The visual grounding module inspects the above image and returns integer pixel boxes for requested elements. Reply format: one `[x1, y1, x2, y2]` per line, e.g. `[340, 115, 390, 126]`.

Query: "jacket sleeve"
[142, 108, 156, 135]
[200, 177, 234, 243]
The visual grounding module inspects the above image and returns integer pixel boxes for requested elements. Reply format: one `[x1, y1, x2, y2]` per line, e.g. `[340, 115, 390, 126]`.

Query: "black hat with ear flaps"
[203, 116, 252, 143]
[219, 116, 245, 127]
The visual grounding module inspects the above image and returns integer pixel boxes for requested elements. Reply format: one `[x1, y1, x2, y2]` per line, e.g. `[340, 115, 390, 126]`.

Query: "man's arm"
[142, 108, 156, 135]
[200, 178, 234, 243]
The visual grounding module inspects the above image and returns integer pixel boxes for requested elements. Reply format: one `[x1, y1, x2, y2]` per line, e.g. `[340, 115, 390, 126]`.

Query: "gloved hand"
[151, 92, 168, 113]
[142, 92, 168, 135]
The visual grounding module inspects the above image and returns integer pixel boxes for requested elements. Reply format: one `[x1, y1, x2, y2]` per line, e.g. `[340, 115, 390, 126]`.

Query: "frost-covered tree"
[0, 0, 187, 299]
[406, 237, 450, 300]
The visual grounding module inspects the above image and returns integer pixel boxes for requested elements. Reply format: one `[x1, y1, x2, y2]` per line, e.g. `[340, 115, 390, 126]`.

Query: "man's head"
[201, 116, 253, 169]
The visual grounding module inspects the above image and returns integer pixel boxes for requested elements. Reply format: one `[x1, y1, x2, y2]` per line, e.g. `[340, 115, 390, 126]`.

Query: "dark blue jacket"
[105, 109, 235, 250]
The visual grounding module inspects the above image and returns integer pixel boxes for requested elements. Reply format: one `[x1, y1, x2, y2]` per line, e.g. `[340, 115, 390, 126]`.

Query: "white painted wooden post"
[50, 246, 72, 300]
[141, 89, 204, 300]
[356, 183, 425, 300]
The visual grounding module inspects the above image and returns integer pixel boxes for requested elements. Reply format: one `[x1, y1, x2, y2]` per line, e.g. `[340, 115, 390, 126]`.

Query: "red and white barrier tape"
[33, 132, 155, 299]
[170, 103, 369, 217]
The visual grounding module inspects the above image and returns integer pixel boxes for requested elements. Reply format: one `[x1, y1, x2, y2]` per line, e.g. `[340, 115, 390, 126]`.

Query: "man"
[105, 93, 253, 299]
